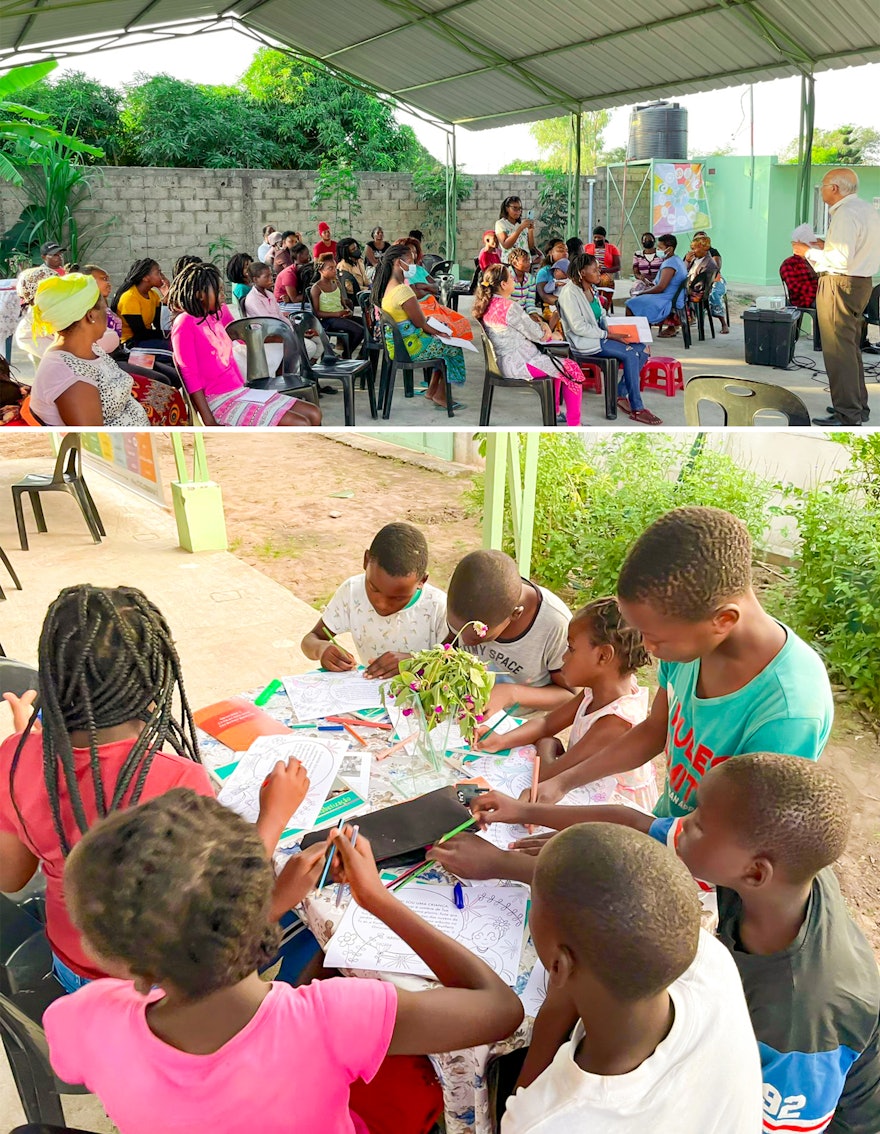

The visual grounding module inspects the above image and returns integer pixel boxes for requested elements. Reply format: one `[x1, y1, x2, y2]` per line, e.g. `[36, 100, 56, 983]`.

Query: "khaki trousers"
[816, 274, 873, 425]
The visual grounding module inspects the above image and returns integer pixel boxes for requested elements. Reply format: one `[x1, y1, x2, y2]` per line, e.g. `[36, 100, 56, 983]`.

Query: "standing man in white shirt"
[792, 167, 880, 427]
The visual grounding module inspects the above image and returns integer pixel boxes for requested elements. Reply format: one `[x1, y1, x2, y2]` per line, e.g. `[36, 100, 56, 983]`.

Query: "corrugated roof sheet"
[3, 0, 879, 128]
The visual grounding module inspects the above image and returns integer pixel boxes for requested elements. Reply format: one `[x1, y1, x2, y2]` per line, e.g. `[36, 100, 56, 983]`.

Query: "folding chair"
[11, 436, 105, 552]
[291, 312, 376, 426]
[377, 312, 452, 419]
[683, 376, 811, 426]
[477, 326, 556, 426]
[224, 317, 318, 406]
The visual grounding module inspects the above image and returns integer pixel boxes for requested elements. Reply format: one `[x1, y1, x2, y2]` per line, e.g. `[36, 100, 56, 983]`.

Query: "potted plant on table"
[384, 621, 494, 778]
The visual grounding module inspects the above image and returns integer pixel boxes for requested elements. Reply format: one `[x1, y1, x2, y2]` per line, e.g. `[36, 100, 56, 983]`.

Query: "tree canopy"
[780, 124, 880, 166]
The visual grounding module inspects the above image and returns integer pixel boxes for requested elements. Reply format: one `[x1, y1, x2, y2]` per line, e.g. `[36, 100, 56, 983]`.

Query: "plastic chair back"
[225, 317, 303, 382]
[684, 376, 811, 426]
[0, 658, 39, 699]
[379, 311, 415, 363]
[338, 270, 361, 306]
[51, 435, 81, 485]
[429, 259, 453, 279]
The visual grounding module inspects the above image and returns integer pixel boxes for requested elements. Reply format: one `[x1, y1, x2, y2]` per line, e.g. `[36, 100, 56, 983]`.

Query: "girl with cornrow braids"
[468, 596, 657, 807]
[0, 585, 322, 993]
[168, 261, 322, 428]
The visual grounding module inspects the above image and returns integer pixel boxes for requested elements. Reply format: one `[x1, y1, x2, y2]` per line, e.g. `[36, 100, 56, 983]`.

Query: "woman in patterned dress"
[30, 274, 149, 427]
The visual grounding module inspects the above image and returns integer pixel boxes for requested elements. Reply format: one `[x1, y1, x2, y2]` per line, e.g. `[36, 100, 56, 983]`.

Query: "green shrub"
[467, 433, 772, 597]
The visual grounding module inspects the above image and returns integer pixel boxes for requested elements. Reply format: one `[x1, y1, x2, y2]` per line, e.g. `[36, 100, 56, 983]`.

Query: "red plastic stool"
[575, 360, 604, 394]
[640, 356, 684, 397]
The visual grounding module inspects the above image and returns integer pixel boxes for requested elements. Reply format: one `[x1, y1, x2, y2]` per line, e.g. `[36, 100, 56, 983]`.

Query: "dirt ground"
[2, 431, 878, 953]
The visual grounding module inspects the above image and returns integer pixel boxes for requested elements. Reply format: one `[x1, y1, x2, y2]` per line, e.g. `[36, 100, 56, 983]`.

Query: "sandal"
[658, 327, 678, 339]
[630, 408, 663, 425]
[433, 399, 466, 411]
[617, 396, 632, 414]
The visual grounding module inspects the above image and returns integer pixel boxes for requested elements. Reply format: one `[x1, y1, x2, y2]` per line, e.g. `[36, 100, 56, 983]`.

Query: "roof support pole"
[795, 72, 815, 225]
[445, 124, 458, 263]
[572, 106, 582, 239]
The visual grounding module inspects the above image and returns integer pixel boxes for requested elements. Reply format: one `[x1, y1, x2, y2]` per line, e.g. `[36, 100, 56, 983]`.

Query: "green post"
[482, 431, 539, 579]
[517, 433, 538, 579]
[572, 105, 582, 240]
[445, 126, 458, 265]
[170, 434, 228, 553]
[506, 433, 522, 550]
[795, 73, 815, 225]
[483, 431, 507, 552]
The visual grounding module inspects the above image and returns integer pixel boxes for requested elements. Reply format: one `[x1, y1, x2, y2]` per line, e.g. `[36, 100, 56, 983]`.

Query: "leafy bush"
[10, 71, 123, 163]
[412, 162, 473, 256]
[537, 169, 568, 241]
[310, 159, 362, 232]
[467, 433, 772, 596]
[776, 435, 880, 714]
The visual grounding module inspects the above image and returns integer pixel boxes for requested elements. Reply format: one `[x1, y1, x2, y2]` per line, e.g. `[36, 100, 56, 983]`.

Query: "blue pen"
[453, 882, 464, 910]
[336, 825, 360, 907]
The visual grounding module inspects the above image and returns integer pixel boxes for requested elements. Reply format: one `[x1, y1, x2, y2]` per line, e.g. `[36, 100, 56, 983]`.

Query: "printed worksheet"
[520, 960, 549, 1016]
[338, 747, 372, 799]
[463, 747, 538, 797]
[324, 882, 528, 984]
[217, 735, 347, 830]
[282, 671, 386, 720]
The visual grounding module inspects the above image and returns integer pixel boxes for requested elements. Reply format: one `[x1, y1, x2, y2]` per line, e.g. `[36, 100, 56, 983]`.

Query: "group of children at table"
[0, 507, 877, 1134]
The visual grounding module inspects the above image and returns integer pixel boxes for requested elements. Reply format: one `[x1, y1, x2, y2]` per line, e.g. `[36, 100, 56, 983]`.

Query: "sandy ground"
[1, 431, 878, 954]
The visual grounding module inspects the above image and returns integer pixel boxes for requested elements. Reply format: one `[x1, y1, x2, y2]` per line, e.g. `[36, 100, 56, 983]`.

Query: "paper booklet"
[425, 316, 479, 352]
[282, 670, 386, 721]
[605, 315, 653, 344]
[194, 696, 291, 751]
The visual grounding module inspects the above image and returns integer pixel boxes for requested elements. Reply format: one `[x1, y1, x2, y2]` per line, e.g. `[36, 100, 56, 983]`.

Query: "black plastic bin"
[742, 307, 801, 369]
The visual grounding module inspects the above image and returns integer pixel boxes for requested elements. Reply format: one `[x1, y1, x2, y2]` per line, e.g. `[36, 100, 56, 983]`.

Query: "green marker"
[254, 679, 282, 706]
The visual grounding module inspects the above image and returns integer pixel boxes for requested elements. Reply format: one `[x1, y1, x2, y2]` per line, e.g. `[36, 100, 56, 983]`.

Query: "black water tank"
[628, 102, 688, 160]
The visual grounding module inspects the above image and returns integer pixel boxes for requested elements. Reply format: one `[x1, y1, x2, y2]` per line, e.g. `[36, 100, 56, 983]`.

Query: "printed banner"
[652, 163, 711, 235]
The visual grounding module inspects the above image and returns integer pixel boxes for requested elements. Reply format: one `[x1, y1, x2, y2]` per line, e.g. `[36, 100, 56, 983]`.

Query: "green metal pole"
[444, 126, 458, 264]
[795, 74, 815, 225]
[572, 106, 582, 241]
[483, 432, 507, 551]
[517, 433, 539, 579]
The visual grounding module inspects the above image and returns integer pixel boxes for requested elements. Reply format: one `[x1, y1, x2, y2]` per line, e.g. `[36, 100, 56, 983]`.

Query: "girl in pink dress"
[476, 596, 658, 810]
[169, 262, 321, 428]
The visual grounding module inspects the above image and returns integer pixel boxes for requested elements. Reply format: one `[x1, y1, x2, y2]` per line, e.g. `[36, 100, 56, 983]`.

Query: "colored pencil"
[480, 703, 521, 741]
[317, 819, 344, 892]
[326, 716, 393, 731]
[336, 825, 359, 907]
[376, 734, 415, 760]
[387, 816, 477, 892]
[339, 720, 367, 746]
[290, 723, 345, 731]
[527, 752, 541, 834]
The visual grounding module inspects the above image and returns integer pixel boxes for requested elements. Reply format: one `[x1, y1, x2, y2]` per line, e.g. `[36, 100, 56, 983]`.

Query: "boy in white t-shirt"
[446, 549, 572, 714]
[301, 522, 447, 679]
[501, 823, 761, 1134]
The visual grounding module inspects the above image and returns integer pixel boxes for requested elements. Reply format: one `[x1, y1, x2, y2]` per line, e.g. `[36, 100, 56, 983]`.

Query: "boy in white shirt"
[502, 823, 761, 1134]
[301, 522, 447, 679]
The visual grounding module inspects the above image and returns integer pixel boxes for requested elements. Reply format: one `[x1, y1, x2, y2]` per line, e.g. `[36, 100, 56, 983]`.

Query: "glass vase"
[394, 698, 461, 798]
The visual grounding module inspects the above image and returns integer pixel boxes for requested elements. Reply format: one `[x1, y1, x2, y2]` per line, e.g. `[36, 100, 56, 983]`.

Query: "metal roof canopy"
[3, 0, 876, 245]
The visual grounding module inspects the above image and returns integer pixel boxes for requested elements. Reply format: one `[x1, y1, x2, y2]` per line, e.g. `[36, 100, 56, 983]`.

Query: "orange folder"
[194, 696, 291, 751]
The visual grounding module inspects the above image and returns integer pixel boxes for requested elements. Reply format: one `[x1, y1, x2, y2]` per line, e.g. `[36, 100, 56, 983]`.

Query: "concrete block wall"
[0, 168, 550, 283]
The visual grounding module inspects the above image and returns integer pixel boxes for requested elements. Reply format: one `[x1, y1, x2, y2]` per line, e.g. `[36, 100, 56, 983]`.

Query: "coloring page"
[282, 671, 387, 720]
[462, 747, 538, 797]
[387, 703, 469, 755]
[217, 735, 347, 830]
[519, 960, 549, 1016]
[559, 775, 618, 807]
[324, 883, 528, 984]
[477, 820, 532, 852]
[338, 747, 371, 799]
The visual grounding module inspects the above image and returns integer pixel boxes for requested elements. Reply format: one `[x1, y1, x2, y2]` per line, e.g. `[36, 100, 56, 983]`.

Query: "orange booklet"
[194, 696, 291, 751]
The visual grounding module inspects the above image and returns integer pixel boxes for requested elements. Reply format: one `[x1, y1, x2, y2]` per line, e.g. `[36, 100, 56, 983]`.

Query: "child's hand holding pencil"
[320, 626, 356, 672]
[328, 827, 390, 913]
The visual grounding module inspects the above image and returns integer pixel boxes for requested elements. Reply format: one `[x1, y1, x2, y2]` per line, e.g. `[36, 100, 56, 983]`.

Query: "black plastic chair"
[556, 307, 618, 420]
[377, 312, 452, 419]
[780, 278, 821, 351]
[0, 658, 39, 699]
[338, 270, 362, 310]
[684, 375, 811, 426]
[291, 313, 375, 426]
[11, 436, 104, 553]
[478, 326, 556, 426]
[428, 259, 453, 279]
[0, 893, 90, 1126]
[649, 277, 692, 349]
[356, 290, 384, 385]
[687, 268, 717, 342]
[1, 540, 22, 601]
[224, 317, 319, 405]
[421, 254, 443, 273]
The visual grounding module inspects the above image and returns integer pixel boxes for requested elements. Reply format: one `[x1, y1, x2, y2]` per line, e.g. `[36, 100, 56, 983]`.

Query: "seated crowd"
[5, 202, 737, 428]
[1, 508, 877, 1134]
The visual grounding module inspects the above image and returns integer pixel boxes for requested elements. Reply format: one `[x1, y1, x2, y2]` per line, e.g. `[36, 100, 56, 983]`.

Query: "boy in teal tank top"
[534, 507, 833, 815]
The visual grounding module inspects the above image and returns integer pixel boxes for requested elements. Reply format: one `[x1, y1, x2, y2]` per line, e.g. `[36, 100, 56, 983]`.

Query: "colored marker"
[453, 882, 464, 909]
[254, 679, 282, 706]
[290, 723, 345, 731]
[480, 703, 521, 741]
[336, 825, 359, 907]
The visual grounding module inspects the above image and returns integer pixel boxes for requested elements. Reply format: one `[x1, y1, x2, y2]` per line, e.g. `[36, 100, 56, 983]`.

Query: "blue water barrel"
[628, 102, 688, 160]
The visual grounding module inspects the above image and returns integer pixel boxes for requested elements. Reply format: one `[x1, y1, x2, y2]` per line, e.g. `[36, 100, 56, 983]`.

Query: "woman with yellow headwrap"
[30, 274, 149, 427]
[685, 233, 728, 333]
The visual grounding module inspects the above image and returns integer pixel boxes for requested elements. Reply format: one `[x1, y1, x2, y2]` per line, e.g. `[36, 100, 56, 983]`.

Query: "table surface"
[196, 680, 638, 1134]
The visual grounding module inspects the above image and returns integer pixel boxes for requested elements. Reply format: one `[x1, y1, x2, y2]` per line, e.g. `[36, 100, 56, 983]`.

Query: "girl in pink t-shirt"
[473, 596, 658, 809]
[44, 791, 524, 1134]
[169, 262, 321, 428]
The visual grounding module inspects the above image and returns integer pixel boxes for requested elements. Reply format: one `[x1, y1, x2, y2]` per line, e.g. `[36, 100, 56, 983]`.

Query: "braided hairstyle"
[111, 258, 159, 312]
[472, 264, 509, 321]
[9, 584, 201, 857]
[370, 244, 410, 308]
[572, 596, 651, 675]
[167, 261, 223, 321]
[66, 789, 280, 998]
[173, 254, 201, 278]
[226, 252, 253, 285]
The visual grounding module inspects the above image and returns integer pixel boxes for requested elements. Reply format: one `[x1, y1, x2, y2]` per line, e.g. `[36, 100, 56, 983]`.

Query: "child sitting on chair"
[301, 522, 447, 679]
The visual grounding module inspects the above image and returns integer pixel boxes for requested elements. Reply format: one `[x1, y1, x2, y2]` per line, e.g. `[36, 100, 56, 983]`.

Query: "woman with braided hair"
[112, 257, 171, 352]
[0, 585, 317, 993]
[468, 596, 658, 809]
[169, 261, 322, 427]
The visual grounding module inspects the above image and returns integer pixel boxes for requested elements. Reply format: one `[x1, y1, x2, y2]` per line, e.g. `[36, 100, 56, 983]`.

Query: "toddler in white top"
[476, 596, 658, 810]
[301, 522, 447, 680]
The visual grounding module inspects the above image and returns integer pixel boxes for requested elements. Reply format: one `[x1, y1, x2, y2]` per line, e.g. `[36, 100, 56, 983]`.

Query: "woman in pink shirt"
[44, 792, 524, 1134]
[169, 262, 321, 428]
